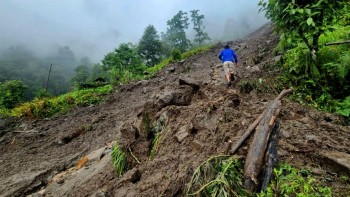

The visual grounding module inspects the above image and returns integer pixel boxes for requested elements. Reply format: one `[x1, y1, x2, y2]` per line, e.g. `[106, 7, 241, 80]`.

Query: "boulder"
[320, 150, 350, 176]
[178, 77, 201, 92]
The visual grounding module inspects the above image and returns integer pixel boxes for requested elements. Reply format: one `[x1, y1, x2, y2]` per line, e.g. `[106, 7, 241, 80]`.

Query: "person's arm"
[218, 51, 223, 60]
[232, 50, 238, 65]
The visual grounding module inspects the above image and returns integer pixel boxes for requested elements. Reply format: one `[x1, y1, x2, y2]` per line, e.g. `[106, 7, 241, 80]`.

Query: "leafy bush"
[0, 80, 27, 109]
[258, 164, 332, 197]
[170, 48, 182, 61]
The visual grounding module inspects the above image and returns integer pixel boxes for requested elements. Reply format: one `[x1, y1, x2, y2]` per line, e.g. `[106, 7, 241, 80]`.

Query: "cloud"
[0, 0, 268, 62]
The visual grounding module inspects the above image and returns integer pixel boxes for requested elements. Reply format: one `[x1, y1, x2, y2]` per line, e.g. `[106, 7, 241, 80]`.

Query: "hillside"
[0, 23, 349, 197]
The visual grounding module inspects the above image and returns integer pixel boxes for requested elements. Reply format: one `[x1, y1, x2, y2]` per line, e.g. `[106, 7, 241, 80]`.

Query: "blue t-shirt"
[218, 48, 238, 63]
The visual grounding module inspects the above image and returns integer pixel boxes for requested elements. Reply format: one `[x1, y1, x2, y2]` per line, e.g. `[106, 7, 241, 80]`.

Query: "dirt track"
[0, 23, 349, 197]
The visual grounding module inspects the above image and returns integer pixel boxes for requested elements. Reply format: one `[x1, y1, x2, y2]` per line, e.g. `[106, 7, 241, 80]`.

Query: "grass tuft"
[112, 144, 127, 177]
[186, 155, 248, 196]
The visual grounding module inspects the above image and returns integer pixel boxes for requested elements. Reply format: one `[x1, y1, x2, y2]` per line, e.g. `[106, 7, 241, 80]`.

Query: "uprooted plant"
[186, 155, 249, 197]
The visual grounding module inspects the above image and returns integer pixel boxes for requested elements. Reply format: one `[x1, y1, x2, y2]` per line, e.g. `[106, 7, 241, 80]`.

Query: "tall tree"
[190, 10, 211, 46]
[162, 10, 191, 53]
[71, 65, 90, 85]
[138, 25, 163, 66]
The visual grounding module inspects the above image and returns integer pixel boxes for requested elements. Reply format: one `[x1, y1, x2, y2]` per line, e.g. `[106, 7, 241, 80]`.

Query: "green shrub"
[170, 48, 182, 61]
[258, 164, 332, 197]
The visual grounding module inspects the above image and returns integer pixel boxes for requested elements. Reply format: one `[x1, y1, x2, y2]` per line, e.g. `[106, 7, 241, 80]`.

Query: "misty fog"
[0, 0, 268, 63]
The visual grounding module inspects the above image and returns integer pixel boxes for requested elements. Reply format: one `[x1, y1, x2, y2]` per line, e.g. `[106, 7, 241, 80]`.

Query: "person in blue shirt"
[218, 44, 238, 86]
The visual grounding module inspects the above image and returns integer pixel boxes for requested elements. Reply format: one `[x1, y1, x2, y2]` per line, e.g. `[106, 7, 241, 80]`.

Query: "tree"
[101, 43, 146, 83]
[190, 10, 211, 46]
[0, 80, 27, 109]
[259, 0, 346, 55]
[71, 65, 90, 84]
[138, 25, 163, 66]
[162, 10, 191, 53]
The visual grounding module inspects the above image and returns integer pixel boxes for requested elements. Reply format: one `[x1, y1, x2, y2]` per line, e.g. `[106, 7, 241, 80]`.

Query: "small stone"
[305, 134, 320, 144]
[298, 117, 310, 124]
[175, 125, 189, 143]
[192, 140, 204, 151]
[274, 55, 282, 62]
[281, 129, 291, 139]
[251, 66, 260, 73]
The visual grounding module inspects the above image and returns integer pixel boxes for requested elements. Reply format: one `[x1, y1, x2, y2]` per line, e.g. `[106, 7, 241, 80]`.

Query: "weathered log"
[229, 112, 264, 154]
[261, 121, 280, 191]
[242, 89, 292, 192]
[243, 100, 281, 192]
[229, 88, 292, 155]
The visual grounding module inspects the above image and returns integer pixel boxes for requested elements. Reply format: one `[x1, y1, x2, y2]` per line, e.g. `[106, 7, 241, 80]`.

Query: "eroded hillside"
[0, 23, 349, 197]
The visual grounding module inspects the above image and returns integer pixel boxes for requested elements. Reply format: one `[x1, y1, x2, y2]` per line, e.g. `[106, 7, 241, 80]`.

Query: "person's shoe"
[227, 81, 232, 86]
[230, 73, 235, 81]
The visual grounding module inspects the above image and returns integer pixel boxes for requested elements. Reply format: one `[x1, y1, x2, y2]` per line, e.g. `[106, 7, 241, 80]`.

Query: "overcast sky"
[0, 0, 268, 62]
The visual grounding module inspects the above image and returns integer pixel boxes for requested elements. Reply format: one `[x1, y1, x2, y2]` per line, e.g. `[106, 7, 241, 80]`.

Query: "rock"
[154, 86, 193, 109]
[119, 168, 141, 184]
[281, 129, 291, 139]
[192, 63, 202, 67]
[274, 55, 282, 62]
[192, 140, 204, 151]
[175, 131, 188, 143]
[298, 117, 310, 124]
[166, 67, 175, 74]
[142, 87, 148, 94]
[85, 147, 107, 162]
[251, 66, 260, 73]
[305, 134, 320, 144]
[178, 77, 201, 92]
[175, 125, 190, 143]
[320, 150, 350, 176]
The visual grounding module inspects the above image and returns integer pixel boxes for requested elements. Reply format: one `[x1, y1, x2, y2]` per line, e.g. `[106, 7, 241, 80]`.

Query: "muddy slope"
[0, 23, 349, 197]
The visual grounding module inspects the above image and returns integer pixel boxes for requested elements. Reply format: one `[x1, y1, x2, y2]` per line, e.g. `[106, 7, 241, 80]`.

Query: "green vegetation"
[0, 80, 27, 109]
[190, 10, 211, 46]
[258, 164, 332, 197]
[0, 85, 112, 118]
[259, 0, 350, 121]
[149, 132, 161, 159]
[138, 25, 163, 66]
[187, 155, 248, 196]
[111, 144, 128, 177]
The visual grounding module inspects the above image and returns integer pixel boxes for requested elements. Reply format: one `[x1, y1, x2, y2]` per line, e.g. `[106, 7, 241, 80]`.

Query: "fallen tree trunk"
[242, 88, 292, 192]
[243, 100, 281, 192]
[229, 88, 292, 155]
[229, 112, 264, 154]
[261, 121, 280, 191]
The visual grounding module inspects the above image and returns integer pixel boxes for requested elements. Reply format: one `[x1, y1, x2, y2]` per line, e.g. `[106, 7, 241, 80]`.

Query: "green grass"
[258, 164, 332, 197]
[186, 155, 248, 196]
[1, 85, 112, 118]
[111, 144, 127, 177]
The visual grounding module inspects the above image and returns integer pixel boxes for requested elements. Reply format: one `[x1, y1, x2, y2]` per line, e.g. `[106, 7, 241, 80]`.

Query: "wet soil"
[0, 23, 349, 197]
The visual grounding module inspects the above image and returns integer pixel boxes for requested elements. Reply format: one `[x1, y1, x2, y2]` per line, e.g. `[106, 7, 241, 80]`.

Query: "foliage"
[0, 80, 27, 109]
[145, 45, 211, 76]
[190, 10, 211, 46]
[258, 164, 332, 197]
[5, 85, 112, 118]
[186, 155, 248, 196]
[112, 144, 127, 177]
[102, 43, 146, 85]
[149, 132, 161, 159]
[170, 48, 182, 61]
[162, 10, 191, 54]
[259, 0, 346, 54]
[71, 64, 90, 88]
[138, 25, 163, 66]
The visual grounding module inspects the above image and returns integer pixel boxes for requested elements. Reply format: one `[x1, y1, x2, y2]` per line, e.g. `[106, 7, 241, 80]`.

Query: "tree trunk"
[243, 100, 281, 192]
[261, 121, 280, 192]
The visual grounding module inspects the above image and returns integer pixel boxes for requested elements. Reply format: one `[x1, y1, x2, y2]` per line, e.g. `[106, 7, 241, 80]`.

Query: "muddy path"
[0, 23, 349, 197]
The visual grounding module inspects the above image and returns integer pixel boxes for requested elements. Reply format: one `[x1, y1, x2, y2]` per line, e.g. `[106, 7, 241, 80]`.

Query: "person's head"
[224, 44, 230, 49]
